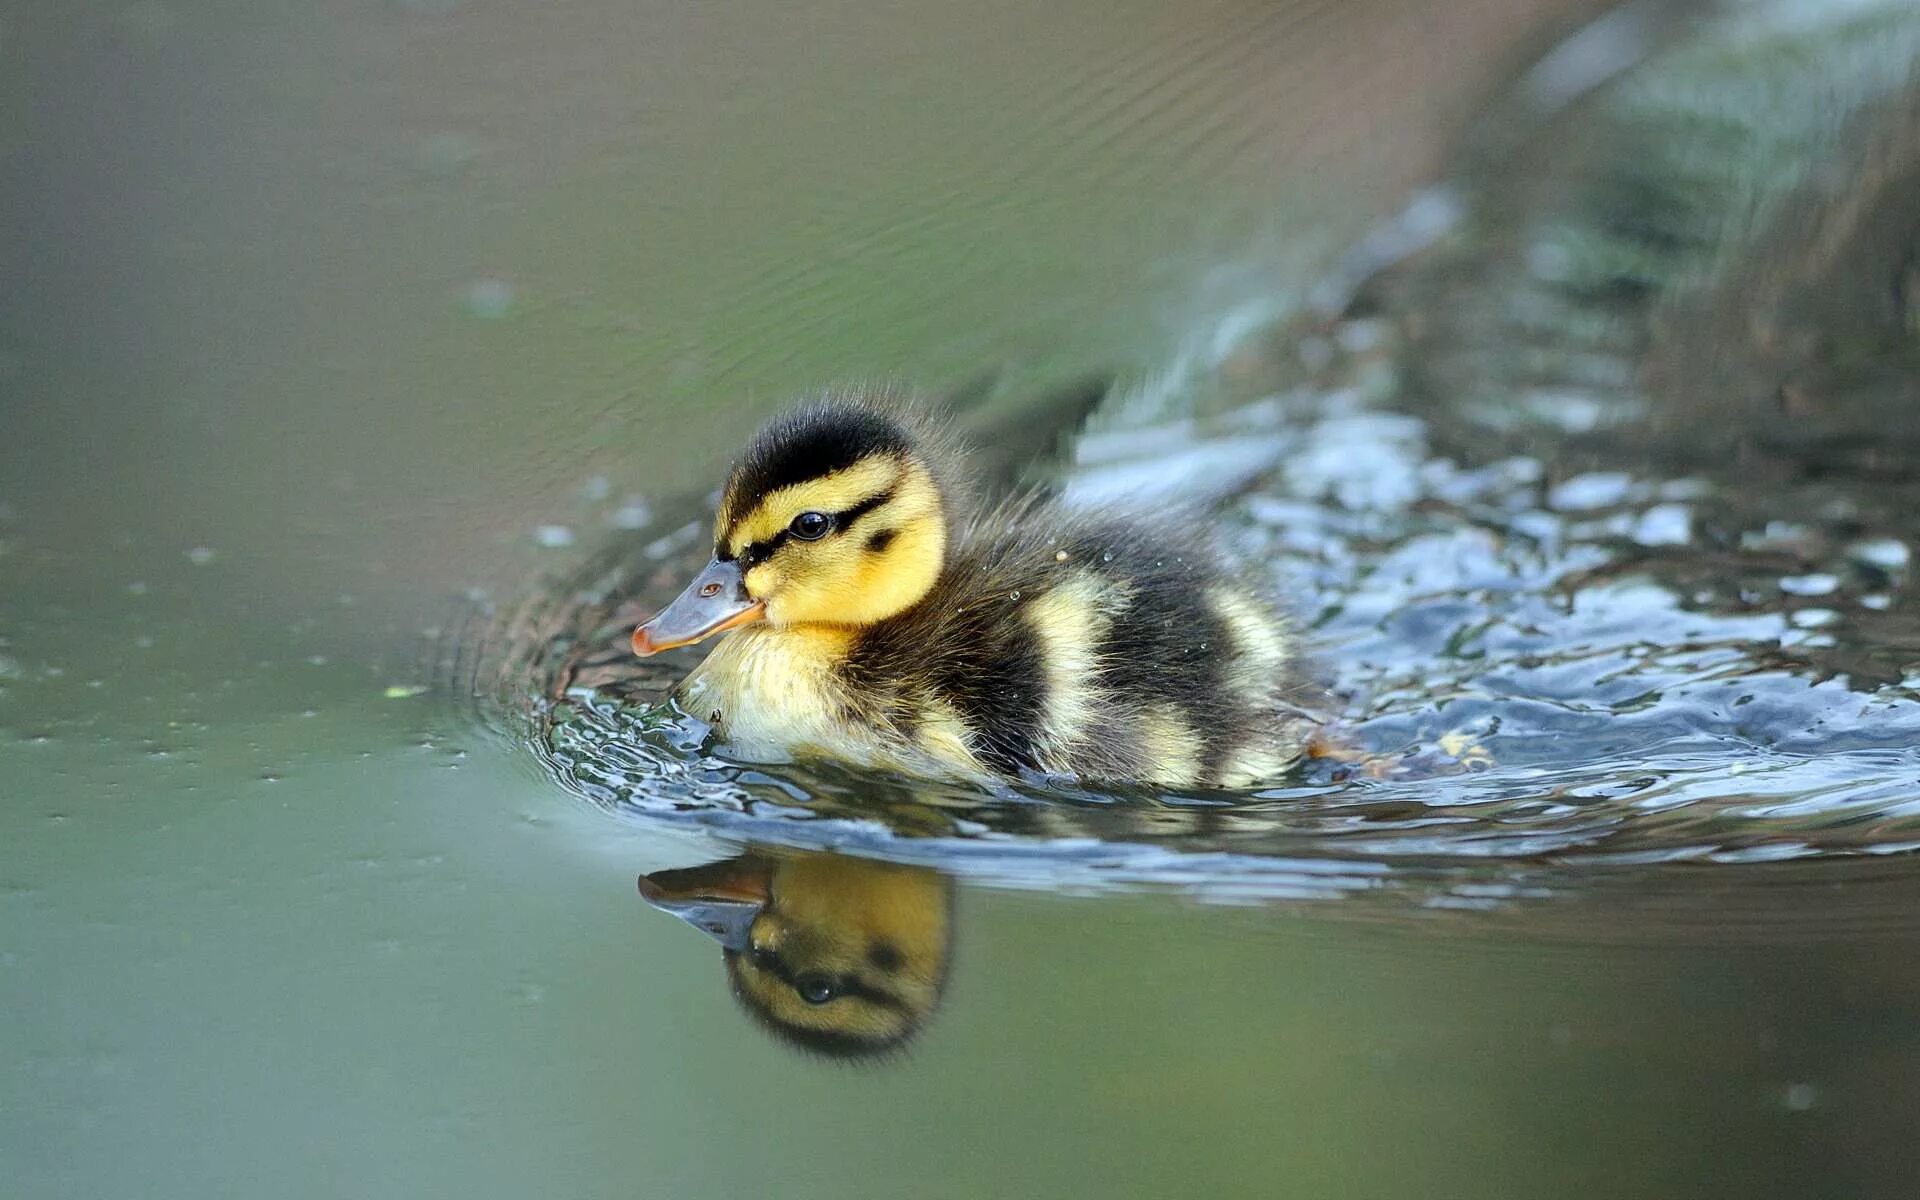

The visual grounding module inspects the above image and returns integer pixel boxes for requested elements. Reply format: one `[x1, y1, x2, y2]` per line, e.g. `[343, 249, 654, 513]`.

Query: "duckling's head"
[638, 849, 953, 1059]
[633, 399, 957, 655]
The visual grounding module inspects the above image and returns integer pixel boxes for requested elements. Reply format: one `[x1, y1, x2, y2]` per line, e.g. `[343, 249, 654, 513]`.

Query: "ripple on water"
[439, 318, 1920, 918]
[438, 1, 1920, 918]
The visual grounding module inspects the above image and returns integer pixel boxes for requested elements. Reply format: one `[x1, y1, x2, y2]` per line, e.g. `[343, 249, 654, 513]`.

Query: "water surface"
[6, 1, 1920, 1197]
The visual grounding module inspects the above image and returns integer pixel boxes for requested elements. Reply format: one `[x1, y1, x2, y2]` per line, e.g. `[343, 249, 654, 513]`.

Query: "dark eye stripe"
[742, 944, 909, 1013]
[726, 484, 898, 566]
[833, 485, 895, 533]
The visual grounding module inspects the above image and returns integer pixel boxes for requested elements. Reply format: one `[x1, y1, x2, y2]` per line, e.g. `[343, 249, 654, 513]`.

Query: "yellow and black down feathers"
[634, 395, 1312, 788]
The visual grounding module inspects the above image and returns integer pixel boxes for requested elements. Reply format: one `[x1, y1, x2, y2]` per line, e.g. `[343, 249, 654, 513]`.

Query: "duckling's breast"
[677, 627, 852, 763]
[678, 626, 988, 778]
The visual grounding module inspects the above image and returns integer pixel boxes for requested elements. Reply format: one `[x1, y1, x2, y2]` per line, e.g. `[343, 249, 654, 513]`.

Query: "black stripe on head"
[722, 948, 912, 1060]
[834, 485, 895, 533]
[745, 944, 911, 1013]
[731, 482, 899, 567]
[725, 402, 915, 525]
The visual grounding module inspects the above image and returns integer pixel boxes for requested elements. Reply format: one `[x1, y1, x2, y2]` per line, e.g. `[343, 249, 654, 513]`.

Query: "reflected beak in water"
[631, 559, 766, 656]
[637, 857, 773, 952]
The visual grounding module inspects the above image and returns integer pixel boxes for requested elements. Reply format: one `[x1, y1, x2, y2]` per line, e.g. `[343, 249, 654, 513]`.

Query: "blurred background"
[4, 0, 1617, 619]
[5, 1, 1920, 1197]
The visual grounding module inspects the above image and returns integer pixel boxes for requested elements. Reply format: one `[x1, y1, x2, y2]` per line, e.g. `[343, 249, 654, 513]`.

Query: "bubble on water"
[1548, 472, 1638, 511]
[1508, 510, 1560, 540]
[1101, 551, 1115, 563]
[185, 546, 215, 566]
[383, 684, 430, 700]
[534, 525, 575, 549]
[611, 498, 653, 530]
[1632, 503, 1691, 547]
[1743, 522, 1814, 552]
[1657, 478, 1712, 501]
[1335, 320, 1385, 354]
[1008, 591, 1021, 602]
[1790, 609, 1839, 628]
[1779, 573, 1837, 597]
[1297, 335, 1334, 371]
[1850, 538, 1910, 570]
[460, 278, 515, 319]
[1514, 388, 1630, 433]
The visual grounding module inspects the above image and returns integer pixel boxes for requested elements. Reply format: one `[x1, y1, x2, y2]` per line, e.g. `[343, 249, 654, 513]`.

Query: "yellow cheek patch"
[744, 562, 779, 597]
[843, 514, 941, 613]
[749, 463, 946, 628]
[723, 456, 903, 553]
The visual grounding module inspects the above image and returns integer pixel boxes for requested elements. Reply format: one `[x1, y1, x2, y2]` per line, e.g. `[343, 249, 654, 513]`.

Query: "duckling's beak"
[631, 559, 766, 656]
[638, 857, 773, 952]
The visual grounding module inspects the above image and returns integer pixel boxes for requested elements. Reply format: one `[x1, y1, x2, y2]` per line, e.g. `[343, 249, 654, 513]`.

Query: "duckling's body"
[635, 396, 1311, 788]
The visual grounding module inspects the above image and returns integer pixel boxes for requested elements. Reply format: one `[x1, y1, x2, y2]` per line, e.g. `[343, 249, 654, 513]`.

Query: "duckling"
[638, 850, 952, 1058]
[631, 393, 1312, 787]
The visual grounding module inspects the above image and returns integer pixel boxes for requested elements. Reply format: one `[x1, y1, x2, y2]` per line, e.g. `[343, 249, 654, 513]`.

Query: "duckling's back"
[844, 503, 1312, 788]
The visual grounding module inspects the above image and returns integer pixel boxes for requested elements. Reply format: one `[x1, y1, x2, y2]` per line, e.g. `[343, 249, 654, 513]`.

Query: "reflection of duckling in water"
[632, 393, 1317, 787]
[639, 849, 952, 1058]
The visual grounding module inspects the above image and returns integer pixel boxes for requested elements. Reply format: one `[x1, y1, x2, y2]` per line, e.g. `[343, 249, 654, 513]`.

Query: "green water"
[7, 1, 1920, 1197]
[12, 719, 1919, 1196]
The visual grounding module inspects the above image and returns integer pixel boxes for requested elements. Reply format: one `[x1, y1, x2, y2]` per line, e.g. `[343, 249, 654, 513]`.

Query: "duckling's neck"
[677, 623, 861, 761]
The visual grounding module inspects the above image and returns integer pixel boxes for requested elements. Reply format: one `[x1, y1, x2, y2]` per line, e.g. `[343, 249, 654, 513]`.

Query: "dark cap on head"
[724, 401, 916, 520]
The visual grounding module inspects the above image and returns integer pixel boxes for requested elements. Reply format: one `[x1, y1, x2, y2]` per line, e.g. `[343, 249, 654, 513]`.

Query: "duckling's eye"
[795, 974, 838, 1005]
[789, 511, 833, 541]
